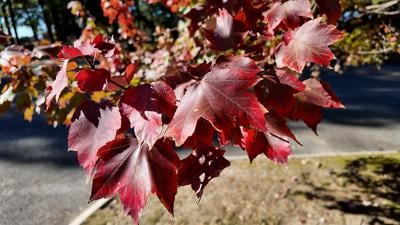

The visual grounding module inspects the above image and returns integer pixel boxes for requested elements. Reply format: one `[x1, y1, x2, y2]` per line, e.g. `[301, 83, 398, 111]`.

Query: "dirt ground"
[83, 153, 400, 225]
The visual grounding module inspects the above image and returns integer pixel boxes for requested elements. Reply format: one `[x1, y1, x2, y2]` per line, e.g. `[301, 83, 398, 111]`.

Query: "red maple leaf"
[167, 55, 267, 146]
[264, 0, 313, 36]
[257, 72, 343, 132]
[240, 128, 292, 163]
[291, 78, 344, 132]
[68, 105, 121, 174]
[121, 81, 176, 146]
[75, 68, 111, 93]
[275, 18, 344, 72]
[90, 137, 179, 225]
[57, 46, 85, 59]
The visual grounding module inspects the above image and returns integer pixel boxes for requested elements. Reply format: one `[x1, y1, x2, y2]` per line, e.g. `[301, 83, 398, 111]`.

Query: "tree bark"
[48, 2, 63, 41]
[1, 4, 12, 36]
[5, 0, 19, 43]
[0, 16, 4, 31]
[22, 0, 38, 40]
[37, 0, 54, 42]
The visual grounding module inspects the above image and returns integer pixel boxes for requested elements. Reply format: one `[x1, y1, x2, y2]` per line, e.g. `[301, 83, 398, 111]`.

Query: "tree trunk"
[0, 16, 4, 31]
[5, 0, 19, 43]
[0, 4, 12, 36]
[37, 0, 54, 42]
[48, 2, 63, 41]
[22, 0, 38, 40]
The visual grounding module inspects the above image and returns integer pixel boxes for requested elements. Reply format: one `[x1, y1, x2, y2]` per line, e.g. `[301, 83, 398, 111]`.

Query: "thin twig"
[109, 79, 128, 90]
[357, 48, 394, 55]
[366, 0, 399, 10]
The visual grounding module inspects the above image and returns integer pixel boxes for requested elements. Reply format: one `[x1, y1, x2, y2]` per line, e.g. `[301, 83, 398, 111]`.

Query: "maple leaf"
[178, 146, 230, 199]
[68, 104, 121, 174]
[241, 128, 292, 163]
[275, 69, 305, 91]
[255, 70, 302, 117]
[264, 0, 313, 36]
[295, 78, 344, 109]
[182, 118, 216, 149]
[91, 35, 115, 55]
[203, 8, 246, 51]
[257, 73, 343, 132]
[90, 137, 179, 225]
[167, 55, 267, 146]
[75, 68, 111, 93]
[291, 78, 344, 132]
[121, 81, 176, 146]
[275, 18, 344, 72]
[57, 46, 85, 59]
[316, 0, 342, 24]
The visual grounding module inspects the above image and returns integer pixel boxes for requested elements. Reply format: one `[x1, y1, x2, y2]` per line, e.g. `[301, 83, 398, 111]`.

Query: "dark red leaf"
[275, 69, 305, 91]
[92, 35, 115, 55]
[183, 118, 216, 149]
[291, 101, 322, 132]
[178, 146, 230, 199]
[255, 76, 298, 117]
[265, 112, 299, 144]
[295, 78, 344, 109]
[121, 81, 176, 146]
[57, 46, 84, 59]
[240, 128, 292, 163]
[90, 137, 179, 224]
[316, 0, 342, 24]
[75, 68, 111, 93]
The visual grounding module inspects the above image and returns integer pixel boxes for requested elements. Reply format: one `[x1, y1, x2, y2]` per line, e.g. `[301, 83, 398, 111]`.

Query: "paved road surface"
[0, 64, 399, 225]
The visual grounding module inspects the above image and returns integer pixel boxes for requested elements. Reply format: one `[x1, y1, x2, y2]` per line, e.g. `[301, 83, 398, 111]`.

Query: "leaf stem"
[109, 79, 129, 90]
[80, 56, 128, 90]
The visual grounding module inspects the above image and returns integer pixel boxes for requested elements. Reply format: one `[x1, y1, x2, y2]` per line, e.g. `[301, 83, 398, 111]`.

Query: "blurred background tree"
[0, 0, 398, 66]
[336, 0, 400, 66]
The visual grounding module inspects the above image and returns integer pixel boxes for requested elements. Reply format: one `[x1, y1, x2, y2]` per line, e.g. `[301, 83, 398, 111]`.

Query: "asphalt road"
[0, 64, 399, 225]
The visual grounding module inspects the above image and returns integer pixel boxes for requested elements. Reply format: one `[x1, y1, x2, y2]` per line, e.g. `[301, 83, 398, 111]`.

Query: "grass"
[83, 153, 400, 225]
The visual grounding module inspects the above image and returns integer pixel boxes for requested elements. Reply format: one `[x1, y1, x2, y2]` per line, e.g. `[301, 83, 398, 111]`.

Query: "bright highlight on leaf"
[264, 0, 313, 36]
[275, 18, 344, 72]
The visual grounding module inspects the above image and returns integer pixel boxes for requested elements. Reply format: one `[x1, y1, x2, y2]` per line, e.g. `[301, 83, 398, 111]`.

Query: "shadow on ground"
[322, 65, 400, 127]
[0, 109, 75, 167]
[298, 156, 400, 225]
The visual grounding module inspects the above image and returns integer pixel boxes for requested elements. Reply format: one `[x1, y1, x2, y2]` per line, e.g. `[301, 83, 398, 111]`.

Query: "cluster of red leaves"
[44, 0, 344, 224]
[100, 0, 138, 39]
[146, 0, 191, 13]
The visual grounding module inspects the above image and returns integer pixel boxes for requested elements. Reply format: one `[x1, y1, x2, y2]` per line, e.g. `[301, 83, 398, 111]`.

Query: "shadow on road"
[322, 65, 400, 127]
[0, 109, 76, 167]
